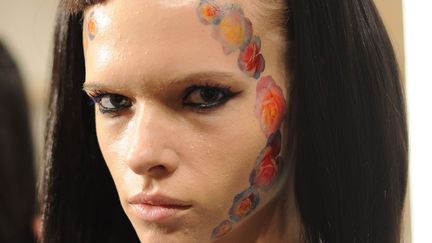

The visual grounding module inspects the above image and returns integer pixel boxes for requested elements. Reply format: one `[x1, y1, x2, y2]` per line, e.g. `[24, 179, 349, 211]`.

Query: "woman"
[41, 0, 408, 242]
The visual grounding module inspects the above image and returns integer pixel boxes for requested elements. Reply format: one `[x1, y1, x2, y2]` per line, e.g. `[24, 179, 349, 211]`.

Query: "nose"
[124, 103, 180, 178]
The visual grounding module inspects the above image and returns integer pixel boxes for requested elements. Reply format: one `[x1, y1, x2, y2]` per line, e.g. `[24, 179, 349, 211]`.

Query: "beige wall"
[374, 0, 405, 79]
[0, 0, 58, 166]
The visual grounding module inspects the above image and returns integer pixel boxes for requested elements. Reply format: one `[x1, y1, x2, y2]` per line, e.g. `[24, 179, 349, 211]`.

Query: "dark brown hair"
[42, 0, 408, 242]
[0, 41, 37, 243]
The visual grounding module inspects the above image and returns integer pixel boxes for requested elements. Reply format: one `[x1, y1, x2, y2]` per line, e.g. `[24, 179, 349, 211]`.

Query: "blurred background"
[0, 0, 430, 243]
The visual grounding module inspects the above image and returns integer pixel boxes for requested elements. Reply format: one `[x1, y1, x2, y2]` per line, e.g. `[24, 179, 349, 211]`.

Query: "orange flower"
[196, 0, 221, 25]
[87, 12, 97, 40]
[255, 76, 286, 137]
[211, 4, 253, 54]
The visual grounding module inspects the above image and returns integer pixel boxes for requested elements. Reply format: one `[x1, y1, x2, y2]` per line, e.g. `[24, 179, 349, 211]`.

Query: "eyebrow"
[82, 71, 239, 92]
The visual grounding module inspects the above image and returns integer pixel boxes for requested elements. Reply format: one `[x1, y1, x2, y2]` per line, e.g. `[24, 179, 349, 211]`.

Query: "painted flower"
[211, 220, 233, 240]
[249, 131, 281, 189]
[211, 4, 253, 55]
[87, 12, 97, 40]
[238, 36, 265, 79]
[255, 76, 287, 137]
[196, 0, 221, 25]
[250, 148, 279, 189]
[267, 130, 281, 156]
[229, 187, 260, 222]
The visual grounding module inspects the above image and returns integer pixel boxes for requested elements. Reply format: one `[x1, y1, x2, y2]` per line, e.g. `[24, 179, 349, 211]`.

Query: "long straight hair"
[285, 0, 407, 242]
[0, 41, 36, 243]
[41, 0, 408, 242]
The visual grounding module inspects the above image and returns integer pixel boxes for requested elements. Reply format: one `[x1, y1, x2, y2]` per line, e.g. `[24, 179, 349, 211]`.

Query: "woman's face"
[83, 0, 287, 242]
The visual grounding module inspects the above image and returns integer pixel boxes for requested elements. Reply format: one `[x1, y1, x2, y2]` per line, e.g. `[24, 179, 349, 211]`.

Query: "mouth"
[128, 193, 192, 223]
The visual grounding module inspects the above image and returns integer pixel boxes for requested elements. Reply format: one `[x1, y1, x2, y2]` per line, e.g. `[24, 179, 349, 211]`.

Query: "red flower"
[254, 155, 278, 187]
[238, 36, 265, 79]
[250, 149, 279, 189]
[229, 188, 260, 221]
[255, 76, 286, 137]
[250, 131, 281, 189]
[211, 220, 233, 240]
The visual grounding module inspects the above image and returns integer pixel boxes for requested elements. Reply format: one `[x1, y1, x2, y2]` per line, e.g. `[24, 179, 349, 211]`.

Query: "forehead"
[84, 0, 264, 79]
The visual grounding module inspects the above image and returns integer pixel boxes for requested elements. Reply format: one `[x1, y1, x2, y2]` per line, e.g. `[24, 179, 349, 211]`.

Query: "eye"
[183, 84, 241, 110]
[89, 92, 132, 114]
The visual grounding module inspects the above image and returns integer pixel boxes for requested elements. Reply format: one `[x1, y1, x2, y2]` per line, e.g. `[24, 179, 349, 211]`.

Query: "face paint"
[211, 4, 253, 54]
[83, 11, 97, 51]
[87, 11, 97, 41]
[211, 220, 233, 240]
[228, 187, 260, 221]
[249, 131, 282, 189]
[197, 0, 221, 25]
[196, 0, 288, 241]
[198, 1, 253, 54]
[255, 76, 286, 137]
[84, 9, 113, 50]
[238, 36, 265, 79]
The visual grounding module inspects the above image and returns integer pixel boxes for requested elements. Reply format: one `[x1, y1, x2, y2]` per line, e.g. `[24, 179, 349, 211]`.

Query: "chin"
[135, 229, 209, 243]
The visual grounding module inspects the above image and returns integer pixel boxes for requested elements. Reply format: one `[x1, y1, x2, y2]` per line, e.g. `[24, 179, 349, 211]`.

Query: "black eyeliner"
[182, 84, 242, 111]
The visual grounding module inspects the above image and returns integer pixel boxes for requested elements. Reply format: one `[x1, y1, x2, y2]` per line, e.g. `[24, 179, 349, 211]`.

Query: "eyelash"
[87, 83, 241, 115]
[182, 83, 240, 111]
[88, 91, 132, 115]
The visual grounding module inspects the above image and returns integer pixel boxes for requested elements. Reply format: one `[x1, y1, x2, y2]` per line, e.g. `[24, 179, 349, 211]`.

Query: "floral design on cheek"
[249, 131, 281, 189]
[211, 220, 233, 240]
[196, 1, 287, 241]
[228, 188, 260, 221]
[255, 76, 287, 137]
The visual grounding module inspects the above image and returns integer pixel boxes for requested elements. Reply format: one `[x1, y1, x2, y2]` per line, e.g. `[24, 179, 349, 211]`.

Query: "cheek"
[177, 107, 266, 228]
[95, 115, 131, 194]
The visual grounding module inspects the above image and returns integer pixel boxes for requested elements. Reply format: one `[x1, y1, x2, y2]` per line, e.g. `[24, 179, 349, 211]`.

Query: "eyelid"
[83, 80, 242, 114]
[85, 90, 133, 115]
[182, 83, 233, 100]
[182, 84, 242, 111]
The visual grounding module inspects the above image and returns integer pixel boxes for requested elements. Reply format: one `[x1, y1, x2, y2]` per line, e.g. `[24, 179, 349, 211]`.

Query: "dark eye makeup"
[86, 83, 242, 116]
[88, 92, 132, 114]
[182, 83, 241, 111]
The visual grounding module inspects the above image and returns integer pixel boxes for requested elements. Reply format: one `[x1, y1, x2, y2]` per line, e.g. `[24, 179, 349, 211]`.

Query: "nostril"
[148, 165, 168, 177]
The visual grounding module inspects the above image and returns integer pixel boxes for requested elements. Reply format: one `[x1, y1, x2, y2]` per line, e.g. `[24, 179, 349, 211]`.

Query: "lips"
[128, 193, 191, 222]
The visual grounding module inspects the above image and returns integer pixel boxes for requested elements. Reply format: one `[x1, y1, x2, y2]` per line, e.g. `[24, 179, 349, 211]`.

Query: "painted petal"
[228, 187, 260, 222]
[211, 220, 233, 240]
[238, 36, 265, 79]
[211, 4, 253, 55]
[255, 76, 287, 137]
[87, 12, 97, 40]
[249, 142, 280, 189]
[197, 0, 221, 25]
